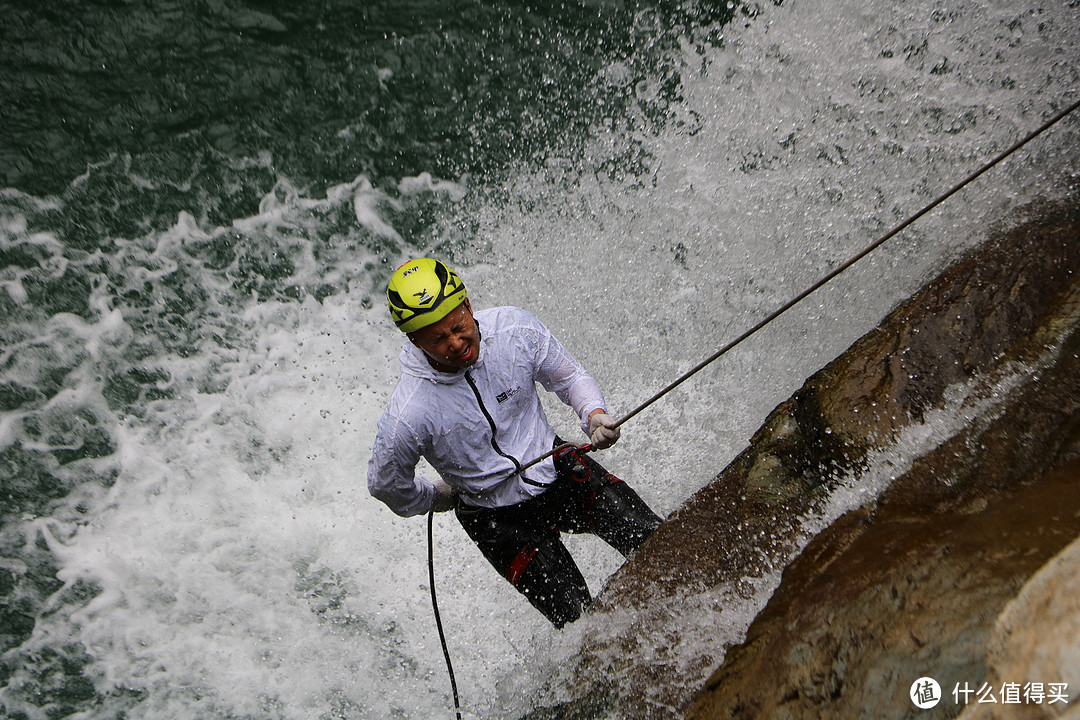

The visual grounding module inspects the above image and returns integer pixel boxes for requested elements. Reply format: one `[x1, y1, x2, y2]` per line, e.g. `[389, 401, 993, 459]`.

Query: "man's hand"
[588, 411, 621, 449]
[431, 477, 457, 512]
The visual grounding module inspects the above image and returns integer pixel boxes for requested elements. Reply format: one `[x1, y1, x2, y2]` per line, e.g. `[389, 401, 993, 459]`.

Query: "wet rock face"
[688, 459, 1080, 719]
[529, 197, 1080, 719]
[955, 532, 1080, 720]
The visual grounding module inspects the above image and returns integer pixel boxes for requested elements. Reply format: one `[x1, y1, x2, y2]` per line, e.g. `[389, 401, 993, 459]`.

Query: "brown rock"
[688, 459, 1080, 719]
[955, 534, 1080, 720]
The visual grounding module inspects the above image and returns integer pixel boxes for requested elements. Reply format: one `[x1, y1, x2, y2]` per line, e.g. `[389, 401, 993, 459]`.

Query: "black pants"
[455, 444, 662, 627]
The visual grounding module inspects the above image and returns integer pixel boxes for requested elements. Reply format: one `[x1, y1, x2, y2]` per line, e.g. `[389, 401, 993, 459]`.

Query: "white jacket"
[367, 306, 605, 516]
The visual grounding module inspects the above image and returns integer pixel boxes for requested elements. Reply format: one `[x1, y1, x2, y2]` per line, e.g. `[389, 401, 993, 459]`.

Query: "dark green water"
[3, 0, 744, 222]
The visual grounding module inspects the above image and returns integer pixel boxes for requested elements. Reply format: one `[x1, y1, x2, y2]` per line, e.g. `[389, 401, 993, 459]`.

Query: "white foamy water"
[1, 0, 1077, 718]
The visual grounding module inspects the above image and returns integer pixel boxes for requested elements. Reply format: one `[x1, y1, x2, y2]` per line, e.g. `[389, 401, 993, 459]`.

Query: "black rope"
[428, 509, 463, 720]
[612, 96, 1080, 430]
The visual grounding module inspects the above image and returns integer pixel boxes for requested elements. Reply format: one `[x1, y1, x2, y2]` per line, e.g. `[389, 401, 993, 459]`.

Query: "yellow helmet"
[386, 258, 468, 333]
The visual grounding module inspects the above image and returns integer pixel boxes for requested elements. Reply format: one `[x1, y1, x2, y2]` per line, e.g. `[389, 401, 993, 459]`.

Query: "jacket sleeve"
[527, 312, 607, 436]
[367, 413, 435, 517]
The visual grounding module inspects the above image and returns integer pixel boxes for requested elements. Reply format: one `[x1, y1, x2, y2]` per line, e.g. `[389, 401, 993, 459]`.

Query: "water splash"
[1, 0, 1078, 718]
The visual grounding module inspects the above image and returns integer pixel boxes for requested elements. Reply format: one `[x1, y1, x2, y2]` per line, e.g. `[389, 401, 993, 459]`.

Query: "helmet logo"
[414, 289, 435, 305]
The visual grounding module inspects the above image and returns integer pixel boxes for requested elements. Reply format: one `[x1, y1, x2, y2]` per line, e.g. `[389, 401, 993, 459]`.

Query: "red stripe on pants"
[507, 547, 538, 586]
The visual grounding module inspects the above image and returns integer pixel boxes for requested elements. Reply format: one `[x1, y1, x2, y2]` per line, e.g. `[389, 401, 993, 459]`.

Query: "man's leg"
[456, 502, 591, 628]
[510, 529, 591, 627]
[589, 474, 663, 556]
[552, 447, 663, 556]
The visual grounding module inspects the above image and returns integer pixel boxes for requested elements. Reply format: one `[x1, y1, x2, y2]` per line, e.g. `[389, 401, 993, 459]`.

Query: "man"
[368, 258, 662, 627]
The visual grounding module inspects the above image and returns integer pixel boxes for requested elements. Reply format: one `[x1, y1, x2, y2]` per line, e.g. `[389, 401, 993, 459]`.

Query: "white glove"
[588, 412, 621, 449]
[430, 477, 457, 513]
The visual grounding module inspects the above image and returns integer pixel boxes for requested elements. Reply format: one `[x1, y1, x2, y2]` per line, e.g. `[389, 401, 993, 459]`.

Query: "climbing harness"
[426, 95, 1079, 718]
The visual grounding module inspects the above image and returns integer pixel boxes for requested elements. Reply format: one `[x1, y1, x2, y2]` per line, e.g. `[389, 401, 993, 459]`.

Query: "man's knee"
[511, 539, 591, 628]
[594, 479, 662, 554]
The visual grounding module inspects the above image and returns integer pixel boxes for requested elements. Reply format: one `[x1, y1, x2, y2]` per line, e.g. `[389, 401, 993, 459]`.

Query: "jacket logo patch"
[496, 387, 520, 403]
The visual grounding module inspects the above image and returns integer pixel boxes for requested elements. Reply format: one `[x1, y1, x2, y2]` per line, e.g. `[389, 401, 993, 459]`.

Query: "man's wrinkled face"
[408, 299, 480, 372]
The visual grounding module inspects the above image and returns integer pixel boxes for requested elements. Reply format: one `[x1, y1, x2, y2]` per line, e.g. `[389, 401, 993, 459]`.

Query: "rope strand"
[612, 97, 1079, 430]
[428, 509, 463, 720]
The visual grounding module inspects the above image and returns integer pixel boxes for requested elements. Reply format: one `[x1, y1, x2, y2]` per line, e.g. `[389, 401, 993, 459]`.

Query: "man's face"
[408, 298, 480, 372]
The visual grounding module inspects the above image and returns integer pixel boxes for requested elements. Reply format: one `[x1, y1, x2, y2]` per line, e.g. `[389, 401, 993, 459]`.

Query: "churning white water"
[1, 0, 1077, 718]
